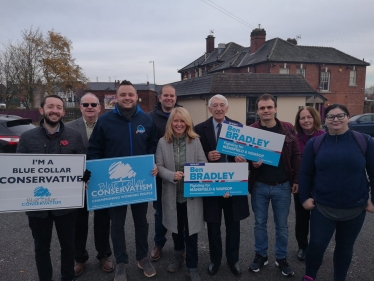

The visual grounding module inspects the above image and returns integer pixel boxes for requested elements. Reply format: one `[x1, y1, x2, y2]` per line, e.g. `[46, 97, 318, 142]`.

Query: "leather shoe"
[208, 262, 220, 275]
[100, 257, 114, 272]
[74, 262, 85, 276]
[150, 246, 163, 261]
[297, 249, 306, 261]
[228, 262, 241, 276]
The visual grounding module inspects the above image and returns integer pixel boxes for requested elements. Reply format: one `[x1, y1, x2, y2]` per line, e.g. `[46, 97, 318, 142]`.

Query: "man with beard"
[88, 80, 158, 281]
[65, 93, 113, 276]
[16, 95, 88, 281]
[149, 84, 178, 263]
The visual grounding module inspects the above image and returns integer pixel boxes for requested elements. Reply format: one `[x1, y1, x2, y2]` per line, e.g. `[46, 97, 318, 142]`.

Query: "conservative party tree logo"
[21, 186, 61, 207]
[91, 161, 152, 198]
[34, 186, 51, 197]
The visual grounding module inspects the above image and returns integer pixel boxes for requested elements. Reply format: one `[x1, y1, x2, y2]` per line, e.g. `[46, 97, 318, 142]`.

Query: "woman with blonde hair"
[156, 107, 207, 281]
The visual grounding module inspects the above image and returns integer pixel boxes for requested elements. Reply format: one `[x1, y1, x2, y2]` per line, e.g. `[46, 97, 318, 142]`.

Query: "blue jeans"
[251, 181, 291, 259]
[305, 206, 366, 281]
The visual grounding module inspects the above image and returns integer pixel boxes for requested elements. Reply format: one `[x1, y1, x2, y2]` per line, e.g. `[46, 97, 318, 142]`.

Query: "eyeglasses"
[325, 113, 347, 121]
[258, 106, 274, 111]
[81, 103, 99, 107]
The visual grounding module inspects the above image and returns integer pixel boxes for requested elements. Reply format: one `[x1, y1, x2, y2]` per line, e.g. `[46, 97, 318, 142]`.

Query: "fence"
[0, 108, 81, 123]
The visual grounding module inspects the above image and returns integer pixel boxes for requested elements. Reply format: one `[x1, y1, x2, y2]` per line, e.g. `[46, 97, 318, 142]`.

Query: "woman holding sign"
[156, 107, 207, 281]
[299, 104, 374, 281]
[293, 106, 325, 261]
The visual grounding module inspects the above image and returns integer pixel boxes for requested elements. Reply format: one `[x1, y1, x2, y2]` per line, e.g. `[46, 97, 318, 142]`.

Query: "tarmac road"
[1, 198, 374, 281]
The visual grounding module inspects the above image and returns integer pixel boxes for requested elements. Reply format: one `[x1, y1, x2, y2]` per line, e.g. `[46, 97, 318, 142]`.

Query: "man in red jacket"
[248, 94, 301, 277]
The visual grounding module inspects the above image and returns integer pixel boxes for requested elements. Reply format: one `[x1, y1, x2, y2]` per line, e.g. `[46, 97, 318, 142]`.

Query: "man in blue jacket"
[88, 80, 158, 281]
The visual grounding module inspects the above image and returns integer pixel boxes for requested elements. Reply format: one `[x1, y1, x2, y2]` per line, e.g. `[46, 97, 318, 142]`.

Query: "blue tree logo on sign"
[34, 186, 51, 198]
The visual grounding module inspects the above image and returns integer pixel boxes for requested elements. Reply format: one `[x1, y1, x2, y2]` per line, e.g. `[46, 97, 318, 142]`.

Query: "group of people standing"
[16, 79, 374, 281]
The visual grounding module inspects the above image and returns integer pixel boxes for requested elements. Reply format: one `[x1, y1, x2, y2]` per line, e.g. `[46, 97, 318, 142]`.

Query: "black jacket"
[149, 102, 181, 192]
[194, 116, 250, 223]
[17, 120, 86, 218]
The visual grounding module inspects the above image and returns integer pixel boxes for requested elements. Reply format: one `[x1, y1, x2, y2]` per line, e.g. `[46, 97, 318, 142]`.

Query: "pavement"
[0, 198, 374, 281]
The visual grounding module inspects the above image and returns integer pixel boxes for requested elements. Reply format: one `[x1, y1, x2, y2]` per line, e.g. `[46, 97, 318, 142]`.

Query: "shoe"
[74, 262, 85, 276]
[100, 256, 114, 272]
[167, 251, 184, 273]
[208, 262, 220, 275]
[297, 249, 306, 261]
[114, 263, 127, 281]
[227, 262, 241, 276]
[138, 257, 157, 277]
[275, 258, 294, 276]
[187, 268, 201, 281]
[302, 275, 314, 281]
[150, 246, 162, 261]
[248, 252, 268, 272]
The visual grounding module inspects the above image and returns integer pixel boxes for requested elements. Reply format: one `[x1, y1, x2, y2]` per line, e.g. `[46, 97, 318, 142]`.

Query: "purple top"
[297, 129, 325, 153]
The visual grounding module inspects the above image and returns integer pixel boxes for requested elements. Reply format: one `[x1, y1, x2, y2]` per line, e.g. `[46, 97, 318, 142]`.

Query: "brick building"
[179, 28, 370, 116]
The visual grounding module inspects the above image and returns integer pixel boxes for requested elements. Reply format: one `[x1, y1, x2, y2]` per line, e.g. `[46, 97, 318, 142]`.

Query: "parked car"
[0, 114, 35, 153]
[348, 113, 374, 136]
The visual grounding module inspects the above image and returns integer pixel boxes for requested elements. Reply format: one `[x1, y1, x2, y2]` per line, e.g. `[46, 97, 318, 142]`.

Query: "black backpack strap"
[351, 130, 369, 156]
[312, 134, 327, 156]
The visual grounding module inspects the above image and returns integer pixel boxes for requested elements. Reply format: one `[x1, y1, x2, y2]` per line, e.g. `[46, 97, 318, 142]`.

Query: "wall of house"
[267, 62, 366, 116]
[178, 99, 209, 125]
[277, 96, 306, 124]
[225, 97, 246, 124]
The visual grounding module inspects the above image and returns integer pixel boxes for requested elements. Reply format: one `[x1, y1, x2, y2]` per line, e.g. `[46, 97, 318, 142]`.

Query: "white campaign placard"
[0, 154, 86, 213]
[216, 121, 286, 166]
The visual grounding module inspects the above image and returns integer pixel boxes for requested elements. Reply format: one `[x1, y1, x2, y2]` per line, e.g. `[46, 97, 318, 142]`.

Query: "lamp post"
[149, 61, 156, 89]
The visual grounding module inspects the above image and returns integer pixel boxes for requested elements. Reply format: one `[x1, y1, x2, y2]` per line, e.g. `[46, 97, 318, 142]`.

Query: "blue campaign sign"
[184, 163, 248, 197]
[86, 155, 156, 210]
[216, 121, 285, 167]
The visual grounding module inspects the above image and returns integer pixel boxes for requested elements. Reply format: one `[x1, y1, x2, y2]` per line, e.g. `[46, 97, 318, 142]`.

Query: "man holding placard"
[66, 92, 113, 276]
[88, 80, 158, 280]
[248, 94, 301, 277]
[194, 94, 249, 277]
[16, 95, 88, 281]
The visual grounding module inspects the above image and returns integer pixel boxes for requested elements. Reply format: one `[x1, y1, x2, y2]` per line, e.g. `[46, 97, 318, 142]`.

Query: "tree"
[0, 27, 88, 108]
[42, 30, 88, 95]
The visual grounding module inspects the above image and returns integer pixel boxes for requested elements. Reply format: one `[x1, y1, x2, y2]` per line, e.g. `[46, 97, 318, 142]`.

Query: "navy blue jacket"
[87, 104, 158, 160]
[299, 130, 374, 208]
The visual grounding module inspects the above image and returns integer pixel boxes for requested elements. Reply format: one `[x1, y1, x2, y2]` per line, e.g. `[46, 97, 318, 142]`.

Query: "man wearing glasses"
[248, 94, 301, 277]
[66, 92, 114, 276]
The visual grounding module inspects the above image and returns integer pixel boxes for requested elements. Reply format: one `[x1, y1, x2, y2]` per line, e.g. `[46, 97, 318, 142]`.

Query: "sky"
[1, 0, 373, 88]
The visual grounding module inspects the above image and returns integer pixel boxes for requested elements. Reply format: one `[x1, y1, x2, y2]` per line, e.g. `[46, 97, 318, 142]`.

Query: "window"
[296, 68, 306, 77]
[349, 70, 356, 86]
[320, 72, 330, 92]
[279, 68, 289, 74]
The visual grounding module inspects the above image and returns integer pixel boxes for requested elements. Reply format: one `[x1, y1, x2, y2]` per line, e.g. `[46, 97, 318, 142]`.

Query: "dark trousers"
[74, 202, 112, 263]
[28, 211, 77, 281]
[172, 202, 198, 269]
[293, 193, 310, 250]
[153, 182, 167, 248]
[305, 207, 366, 281]
[109, 202, 149, 264]
[207, 197, 240, 265]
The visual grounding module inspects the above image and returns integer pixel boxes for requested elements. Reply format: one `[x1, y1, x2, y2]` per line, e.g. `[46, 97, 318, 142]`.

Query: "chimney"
[206, 35, 215, 54]
[250, 28, 266, 53]
[287, 38, 297, 45]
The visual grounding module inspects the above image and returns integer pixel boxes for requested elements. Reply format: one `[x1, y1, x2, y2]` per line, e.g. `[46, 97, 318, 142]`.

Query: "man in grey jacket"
[17, 95, 87, 281]
[65, 92, 113, 276]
